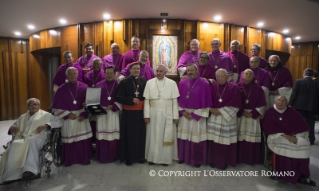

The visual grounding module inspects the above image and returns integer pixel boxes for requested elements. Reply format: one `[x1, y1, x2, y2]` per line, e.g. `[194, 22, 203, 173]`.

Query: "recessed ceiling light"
[283, 29, 289, 34]
[295, 36, 300, 40]
[103, 14, 110, 20]
[59, 19, 67, 24]
[257, 22, 264, 27]
[28, 25, 35, 29]
[14, 31, 21, 36]
[33, 34, 40, 39]
[291, 46, 295, 48]
[214, 15, 222, 21]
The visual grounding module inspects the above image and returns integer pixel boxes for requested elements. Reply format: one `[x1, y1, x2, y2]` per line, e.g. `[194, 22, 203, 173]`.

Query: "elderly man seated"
[261, 96, 316, 186]
[0, 98, 62, 184]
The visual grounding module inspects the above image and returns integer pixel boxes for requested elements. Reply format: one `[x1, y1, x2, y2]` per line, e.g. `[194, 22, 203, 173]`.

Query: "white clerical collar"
[273, 104, 287, 114]
[157, 77, 165, 81]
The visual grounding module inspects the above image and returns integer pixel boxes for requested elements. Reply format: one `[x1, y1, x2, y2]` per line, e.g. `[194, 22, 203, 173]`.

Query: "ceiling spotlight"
[14, 31, 21, 36]
[295, 36, 300, 40]
[257, 22, 264, 27]
[283, 29, 289, 34]
[103, 14, 110, 20]
[33, 34, 40, 39]
[291, 46, 295, 48]
[163, 18, 166, 23]
[214, 15, 222, 21]
[59, 19, 67, 24]
[28, 25, 35, 29]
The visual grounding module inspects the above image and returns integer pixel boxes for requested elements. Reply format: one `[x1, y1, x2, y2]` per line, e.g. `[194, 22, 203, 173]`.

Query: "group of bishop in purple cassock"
[50, 38, 313, 186]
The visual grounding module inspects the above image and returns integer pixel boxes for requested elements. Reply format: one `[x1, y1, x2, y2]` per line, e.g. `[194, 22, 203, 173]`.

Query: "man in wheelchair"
[0, 98, 62, 184]
[262, 96, 316, 186]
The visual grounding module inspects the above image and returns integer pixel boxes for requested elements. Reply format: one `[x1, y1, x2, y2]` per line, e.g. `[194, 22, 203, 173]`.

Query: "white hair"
[190, 39, 200, 46]
[26, 98, 40, 105]
[157, 64, 169, 72]
[211, 38, 221, 44]
[111, 43, 119, 49]
[275, 95, 287, 102]
[139, 50, 149, 56]
[92, 58, 102, 65]
[65, 67, 78, 76]
[268, 55, 281, 62]
[244, 69, 254, 76]
[215, 68, 227, 76]
[251, 43, 261, 50]
[231, 40, 240, 46]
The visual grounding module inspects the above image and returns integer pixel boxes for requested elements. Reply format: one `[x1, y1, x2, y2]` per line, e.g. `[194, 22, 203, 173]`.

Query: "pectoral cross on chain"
[135, 91, 139, 97]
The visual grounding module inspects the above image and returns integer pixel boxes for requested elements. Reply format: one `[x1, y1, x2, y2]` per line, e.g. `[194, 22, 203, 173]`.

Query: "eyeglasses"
[275, 99, 287, 103]
[28, 104, 39, 107]
[200, 57, 209, 59]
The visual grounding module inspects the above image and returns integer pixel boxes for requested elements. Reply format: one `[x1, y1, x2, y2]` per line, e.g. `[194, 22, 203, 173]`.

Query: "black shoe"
[161, 164, 168, 166]
[178, 160, 184, 164]
[125, 161, 132, 166]
[21, 172, 40, 180]
[22, 171, 35, 179]
[209, 163, 215, 168]
[194, 164, 201, 168]
[270, 175, 278, 180]
[149, 162, 155, 165]
[298, 177, 317, 187]
[138, 160, 145, 164]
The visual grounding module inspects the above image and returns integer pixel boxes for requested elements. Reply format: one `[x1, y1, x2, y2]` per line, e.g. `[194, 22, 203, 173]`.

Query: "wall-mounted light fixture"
[160, 13, 168, 31]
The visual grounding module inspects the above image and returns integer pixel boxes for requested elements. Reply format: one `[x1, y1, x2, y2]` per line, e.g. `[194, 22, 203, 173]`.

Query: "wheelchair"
[261, 131, 274, 171]
[1, 128, 62, 180]
[38, 128, 62, 178]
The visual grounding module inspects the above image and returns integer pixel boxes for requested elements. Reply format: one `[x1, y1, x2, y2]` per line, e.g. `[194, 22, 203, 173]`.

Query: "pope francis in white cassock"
[143, 65, 180, 165]
[0, 98, 62, 183]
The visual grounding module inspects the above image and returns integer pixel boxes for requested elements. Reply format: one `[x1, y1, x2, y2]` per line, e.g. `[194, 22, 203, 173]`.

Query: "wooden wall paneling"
[114, 20, 129, 54]
[79, 23, 94, 56]
[265, 32, 290, 53]
[103, 20, 113, 56]
[0, 38, 9, 120]
[224, 24, 231, 52]
[29, 33, 41, 52]
[197, 22, 224, 52]
[138, 19, 150, 51]
[247, 28, 266, 58]
[61, 25, 79, 63]
[47, 28, 61, 48]
[94, 22, 104, 58]
[16, 51, 28, 115]
[40, 30, 48, 49]
[11, 51, 20, 117]
[2, 51, 13, 119]
[183, 20, 196, 52]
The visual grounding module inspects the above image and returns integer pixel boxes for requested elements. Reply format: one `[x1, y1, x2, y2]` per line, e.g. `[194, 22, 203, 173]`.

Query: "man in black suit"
[289, 68, 319, 145]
